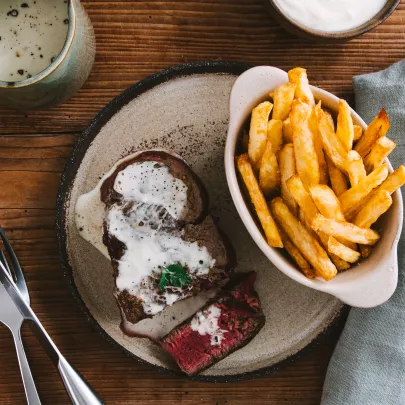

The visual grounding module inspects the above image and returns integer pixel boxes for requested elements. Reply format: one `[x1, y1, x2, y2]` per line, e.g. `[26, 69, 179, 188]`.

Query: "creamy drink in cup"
[0, 0, 95, 110]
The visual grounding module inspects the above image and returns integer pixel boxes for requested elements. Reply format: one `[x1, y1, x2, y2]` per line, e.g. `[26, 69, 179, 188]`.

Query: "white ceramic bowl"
[225, 66, 403, 308]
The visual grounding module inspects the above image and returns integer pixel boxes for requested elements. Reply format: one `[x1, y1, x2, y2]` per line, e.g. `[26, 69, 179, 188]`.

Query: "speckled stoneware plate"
[57, 62, 346, 382]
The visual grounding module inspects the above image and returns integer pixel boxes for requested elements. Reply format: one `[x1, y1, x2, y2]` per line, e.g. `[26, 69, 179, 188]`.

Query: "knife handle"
[58, 355, 104, 405]
[13, 329, 42, 405]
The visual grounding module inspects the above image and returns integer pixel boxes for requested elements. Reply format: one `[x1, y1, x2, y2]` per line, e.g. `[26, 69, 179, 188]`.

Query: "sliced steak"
[160, 271, 265, 376]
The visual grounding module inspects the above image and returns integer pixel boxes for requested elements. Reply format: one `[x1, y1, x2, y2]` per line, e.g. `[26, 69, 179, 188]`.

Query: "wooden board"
[1, 0, 404, 403]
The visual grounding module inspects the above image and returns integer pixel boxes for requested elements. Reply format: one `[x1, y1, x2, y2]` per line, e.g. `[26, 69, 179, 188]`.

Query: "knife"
[0, 262, 103, 405]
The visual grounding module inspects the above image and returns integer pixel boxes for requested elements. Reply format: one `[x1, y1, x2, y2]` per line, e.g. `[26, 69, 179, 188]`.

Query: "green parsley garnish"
[158, 264, 192, 290]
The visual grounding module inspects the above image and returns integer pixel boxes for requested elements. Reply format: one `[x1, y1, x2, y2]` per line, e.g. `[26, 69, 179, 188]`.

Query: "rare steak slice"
[160, 271, 265, 376]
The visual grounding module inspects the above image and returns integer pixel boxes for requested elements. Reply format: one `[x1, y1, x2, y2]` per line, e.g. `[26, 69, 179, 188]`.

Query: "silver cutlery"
[0, 228, 103, 405]
[0, 227, 41, 405]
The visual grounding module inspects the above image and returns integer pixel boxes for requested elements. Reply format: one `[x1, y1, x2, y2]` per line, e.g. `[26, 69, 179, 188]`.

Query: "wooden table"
[1, 1, 404, 404]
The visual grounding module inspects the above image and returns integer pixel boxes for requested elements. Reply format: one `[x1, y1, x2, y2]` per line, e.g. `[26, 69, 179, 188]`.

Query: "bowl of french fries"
[225, 66, 404, 308]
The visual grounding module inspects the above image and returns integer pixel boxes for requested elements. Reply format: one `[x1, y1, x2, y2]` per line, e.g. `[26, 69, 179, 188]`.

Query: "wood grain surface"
[1, 1, 405, 404]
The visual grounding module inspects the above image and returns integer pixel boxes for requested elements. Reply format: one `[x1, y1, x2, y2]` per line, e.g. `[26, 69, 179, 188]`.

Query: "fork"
[0, 227, 103, 405]
[0, 227, 41, 405]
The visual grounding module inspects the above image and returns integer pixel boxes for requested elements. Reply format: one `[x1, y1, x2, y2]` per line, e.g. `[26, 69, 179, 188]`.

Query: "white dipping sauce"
[0, 0, 69, 82]
[275, 0, 387, 32]
[191, 305, 227, 346]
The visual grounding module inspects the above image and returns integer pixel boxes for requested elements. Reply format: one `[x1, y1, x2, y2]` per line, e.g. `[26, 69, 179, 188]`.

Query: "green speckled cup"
[0, 0, 95, 110]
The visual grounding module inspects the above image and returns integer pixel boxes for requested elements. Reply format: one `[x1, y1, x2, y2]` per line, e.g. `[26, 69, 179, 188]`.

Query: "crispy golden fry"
[237, 154, 283, 247]
[318, 108, 348, 172]
[291, 180, 351, 270]
[290, 100, 320, 189]
[326, 155, 348, 197]
[282, 117, 294, 143]
[241, 129, 249, 151]
[312, 214, 380, 245]
[271, 197, 337, 280]
[287, 175, 318, 222]
[278, 143, 298, 215]
[339, 164, 389, 217]
[272, 83, 296, 121]
[279, 228, 315, 278]
[309, 184, 357, 251]
[375, 165, 405, 195]
[336, 99, 354, 151]
[364, 137, 396, 173]
[327, 236, 360, 263]
[353, 125, 363, 142]
[309, 184, 345, 220]
[267, 119, 283, 153]
[309, 103, 328, 185]
[346, 166, 405, 221]
[324, 111, 335, 130]
[360, 245, 372, 259]
[354, 190, 393, 228]
[259, 138, 280, 196]
[347, 150, 367, 187]
[355, 109, 390, 158]
[248, 101, 273, 167]
[288, 67, 315, 106]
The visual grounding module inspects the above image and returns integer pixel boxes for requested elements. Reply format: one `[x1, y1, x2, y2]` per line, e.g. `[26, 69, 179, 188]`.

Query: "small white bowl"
[225, 66, 403, 308]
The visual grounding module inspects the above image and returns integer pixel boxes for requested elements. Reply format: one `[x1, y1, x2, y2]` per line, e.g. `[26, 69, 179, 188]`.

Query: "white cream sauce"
[0, 0, 69, 82]
[191, 305, 226, 346]
[76, 154, 216, 318]
[275, 0, 387, 33]
[107, 200, 215, 315]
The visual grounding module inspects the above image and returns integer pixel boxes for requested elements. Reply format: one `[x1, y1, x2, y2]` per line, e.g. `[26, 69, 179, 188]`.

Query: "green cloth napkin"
[322, 60, 405, 405]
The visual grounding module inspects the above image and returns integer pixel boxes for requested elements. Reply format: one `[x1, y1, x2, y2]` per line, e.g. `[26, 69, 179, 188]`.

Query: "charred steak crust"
[100, 150, 209, 224]
[101, 150, 236, 325]
[160, 272, 265, 376]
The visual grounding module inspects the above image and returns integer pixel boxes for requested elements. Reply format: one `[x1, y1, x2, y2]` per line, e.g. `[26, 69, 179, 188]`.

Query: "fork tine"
[0, 227, 30, 304]
[0, 246, 12, 275]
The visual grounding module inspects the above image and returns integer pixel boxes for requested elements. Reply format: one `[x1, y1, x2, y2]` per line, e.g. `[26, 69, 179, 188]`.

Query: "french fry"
[327, 236, 360, 263]
[290, 100, 320, 189]
[241, 129, 249, 151]
[309, 184, 345, 221]
[287, 175, 318, 222]
[271, 197, 337, 280]
[336, 99, 354, 151]
[278, 143, 298, 215]
[279, 228, 315, 278]
[289, 177, 351, 270]
[364, 137, 396, 173]
[353, 125, 363, 142]
[309, 184, 357, 251]
[236, 154, 283, 247]
[324, 111, 335, 130]
[347, 150, 367, 187]
[272, 83, 296, 121]
[318, 108, 348, 172]
[339, 164, 389, 217]
[312, 214, 380, 245]
[282, 117, 294, 143]
[259, 138, 280, 196]
[309, 102, 328, 185]
[288, 67, 315, 106]
[326, 155, 348, 197]
[355, 109, 390, 158]
[267, 120, 283, 153]
[360, 245, 372, 259]
[345, 165, 405, 221]
[248, 101, 273, 167]
[354, 190, 393, 228]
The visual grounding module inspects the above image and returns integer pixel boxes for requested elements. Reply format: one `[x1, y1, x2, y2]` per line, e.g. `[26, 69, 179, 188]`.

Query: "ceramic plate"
[57, 62, 345, 382]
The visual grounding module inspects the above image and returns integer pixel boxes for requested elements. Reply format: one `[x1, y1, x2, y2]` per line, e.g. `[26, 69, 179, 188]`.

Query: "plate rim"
[56, 60, 347, 382]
